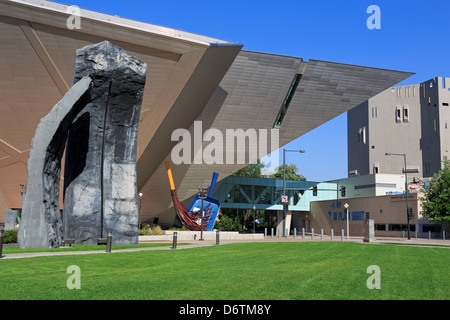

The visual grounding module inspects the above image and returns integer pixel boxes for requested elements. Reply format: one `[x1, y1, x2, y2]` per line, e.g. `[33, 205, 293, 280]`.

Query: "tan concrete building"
[307, 193, 423, 238]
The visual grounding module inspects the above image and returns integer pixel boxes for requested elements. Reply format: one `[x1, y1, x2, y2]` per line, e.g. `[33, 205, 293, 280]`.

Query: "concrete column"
[276, 210, 292, 237]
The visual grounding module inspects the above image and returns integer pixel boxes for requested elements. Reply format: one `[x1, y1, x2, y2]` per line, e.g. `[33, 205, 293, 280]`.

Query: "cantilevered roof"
[0, 0, 242, 216]
[139, 51, 414, 227]
[5, 0, 236, 47]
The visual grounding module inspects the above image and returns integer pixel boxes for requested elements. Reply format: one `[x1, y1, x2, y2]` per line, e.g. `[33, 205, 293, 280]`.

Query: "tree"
[214, 214, 237, 231]
[421, 157, 450, 222]
[270, 163, 306, 181]
[232, 159, 264, 178]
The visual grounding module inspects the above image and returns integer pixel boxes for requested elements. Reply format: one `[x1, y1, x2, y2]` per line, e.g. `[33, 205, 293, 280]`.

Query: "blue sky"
[62, 0, 450, 181]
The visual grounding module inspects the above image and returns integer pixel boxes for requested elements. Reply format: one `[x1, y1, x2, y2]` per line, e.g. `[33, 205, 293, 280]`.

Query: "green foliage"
[232, 159, 264, 178]
[214, 214, 237, 231]
[421, 157, 450, 222]
[270, 163, 306, 181]
[2, 230, 18, 244]
[138, 225, 163, 235]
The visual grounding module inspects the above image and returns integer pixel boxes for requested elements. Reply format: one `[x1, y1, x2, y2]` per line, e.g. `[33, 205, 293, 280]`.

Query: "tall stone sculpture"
[18, 76, 92, 248]
[18, 41, 147, 248]
[63, 41, 147, 245]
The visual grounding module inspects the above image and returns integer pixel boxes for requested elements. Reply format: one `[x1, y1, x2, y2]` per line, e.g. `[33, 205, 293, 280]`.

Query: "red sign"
[281, 195, 288, 203]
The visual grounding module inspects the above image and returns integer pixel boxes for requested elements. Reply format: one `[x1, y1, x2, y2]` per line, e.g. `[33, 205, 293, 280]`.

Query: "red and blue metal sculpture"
[165, 162, 220, 231]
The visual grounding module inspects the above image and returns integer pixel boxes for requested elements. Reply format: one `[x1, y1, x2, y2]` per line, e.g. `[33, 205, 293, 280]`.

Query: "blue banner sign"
[327, 201, 365, 221]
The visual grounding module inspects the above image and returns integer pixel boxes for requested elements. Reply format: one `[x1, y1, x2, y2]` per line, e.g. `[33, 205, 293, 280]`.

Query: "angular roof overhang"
[0, 0, 242, 213]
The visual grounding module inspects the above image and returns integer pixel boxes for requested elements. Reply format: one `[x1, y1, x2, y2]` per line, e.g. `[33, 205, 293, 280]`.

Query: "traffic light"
[283, 203, 289, 214]
[313, 186, 318, 196]
[341, 186, 346, 197]
[407, 207, 413, 219]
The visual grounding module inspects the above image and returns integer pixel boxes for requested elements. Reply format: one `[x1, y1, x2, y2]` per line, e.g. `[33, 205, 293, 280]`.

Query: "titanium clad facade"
[142, 53, 414, 227]
[0, 0, 242, 217]
[280, 60, 415, 146]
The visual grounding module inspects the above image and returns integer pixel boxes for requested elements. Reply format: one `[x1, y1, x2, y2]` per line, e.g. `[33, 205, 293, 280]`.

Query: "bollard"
[443, 231, 446, 241]
[341, 229, 344, 241]
[331, 229, 334, 241]
[172, 231, 178, 249]
[106, 232, 112, 252]
[302, 228, 305, 239]
[320, 229, 323, 240]
[0, 227, 4, 258]
[271, 228, 274, 238]
[294, 228, 297, 239]
[402, 230, 405, 240]
[216, 230, 220, 245]
[286, 229, 289, 238]
[311, 228, 314, 240]
[415, 230, 417, 240]
[264, 228, 267, 237]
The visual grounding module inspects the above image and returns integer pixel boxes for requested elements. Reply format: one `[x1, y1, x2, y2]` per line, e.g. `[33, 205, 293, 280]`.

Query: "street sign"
[281, 195, 288, 203]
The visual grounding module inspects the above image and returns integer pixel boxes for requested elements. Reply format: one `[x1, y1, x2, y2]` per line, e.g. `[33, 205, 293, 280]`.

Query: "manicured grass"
[2, 242, 185, 254]
[0, 242, 449, 300]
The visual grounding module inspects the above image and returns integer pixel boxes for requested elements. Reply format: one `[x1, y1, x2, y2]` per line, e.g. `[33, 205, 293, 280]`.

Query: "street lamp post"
[253, 205, 256, 234]
[282, 149, 305, 237]
[198, 187, 208, 241]
[138, 192, 143, 230]
[344, 203, 349, 241]
[385, 152, 411, 240]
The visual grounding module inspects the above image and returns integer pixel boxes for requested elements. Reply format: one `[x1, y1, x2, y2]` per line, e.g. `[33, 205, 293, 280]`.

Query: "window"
[358, 127, 366, 144]
[423, 225, 437, 232]
[403, 105, 409, 122]
[388, 224, 402, 231]
[443, 103, 449, 106]
[395, 106, 402, 122]
[273, 74, 302, 128]
[375, 224, 386, 231]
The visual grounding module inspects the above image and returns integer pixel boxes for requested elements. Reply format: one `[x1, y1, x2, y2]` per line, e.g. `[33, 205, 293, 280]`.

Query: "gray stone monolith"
[63, 41, 147, 245]
[18, 76, 92, 248]
[5, 210, 17, 230]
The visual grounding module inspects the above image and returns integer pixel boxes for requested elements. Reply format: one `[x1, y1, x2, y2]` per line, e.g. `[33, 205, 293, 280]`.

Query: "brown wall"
[307, 193, 422, 237]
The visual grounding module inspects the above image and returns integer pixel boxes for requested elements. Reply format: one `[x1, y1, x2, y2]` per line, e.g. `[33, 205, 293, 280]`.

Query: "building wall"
[348, 76, 450, 179]
[307, 193, 422, 237]
[347, 101, 370, 176]
[329, 173, 405, 199]
[439, 77, 450, 162]
[420, 78, 442, 176]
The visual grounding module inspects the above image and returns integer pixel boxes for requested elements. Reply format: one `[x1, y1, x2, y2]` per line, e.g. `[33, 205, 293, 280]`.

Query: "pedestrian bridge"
[214, 176, 338, 212]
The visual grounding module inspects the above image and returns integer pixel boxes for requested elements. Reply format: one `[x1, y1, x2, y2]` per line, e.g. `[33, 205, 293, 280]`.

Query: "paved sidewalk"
[1, 236, 449, 260]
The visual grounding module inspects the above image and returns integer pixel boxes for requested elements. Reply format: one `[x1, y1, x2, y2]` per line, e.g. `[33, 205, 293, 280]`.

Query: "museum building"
[0, 0, 413, 228]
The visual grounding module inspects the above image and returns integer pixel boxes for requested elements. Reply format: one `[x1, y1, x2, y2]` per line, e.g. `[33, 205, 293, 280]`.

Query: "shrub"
[139, 225, 163, 235]
[215, 215, 237, 231]
[3, 230, 18, 244]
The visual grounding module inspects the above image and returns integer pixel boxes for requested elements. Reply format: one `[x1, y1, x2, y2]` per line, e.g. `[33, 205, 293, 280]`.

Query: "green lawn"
[0, 242, 449, 300]
[1, 242, 181, 254]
